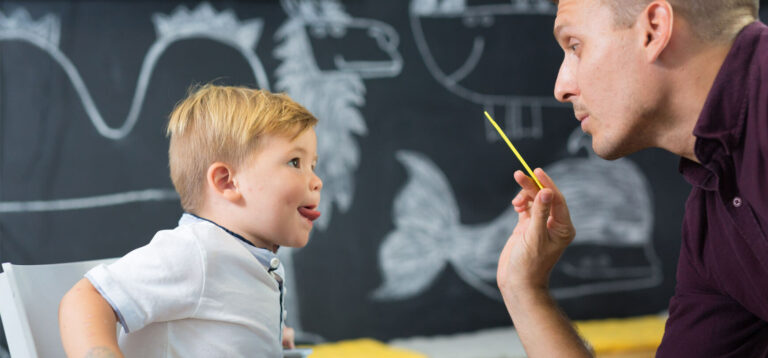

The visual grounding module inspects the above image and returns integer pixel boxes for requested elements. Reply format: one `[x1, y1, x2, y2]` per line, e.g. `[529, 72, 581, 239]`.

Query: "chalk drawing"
[1, 0, 401, 336]
[373, 129, 662, 301]
[273, 0, 402, 335]
[0, 3, 269, 212]
[275, 0, 402, 229]
[410, 0, 569, 141]
[0, 189, 179, 213]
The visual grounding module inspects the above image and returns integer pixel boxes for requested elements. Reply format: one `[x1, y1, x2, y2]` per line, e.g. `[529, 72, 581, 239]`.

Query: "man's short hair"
[554, 0, 759, 42]
[166, 84, 317, 212]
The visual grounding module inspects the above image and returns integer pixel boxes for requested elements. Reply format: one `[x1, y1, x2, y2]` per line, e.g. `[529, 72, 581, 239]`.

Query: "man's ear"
[640, 1, 673, 62]
[206, 162, 241, 202]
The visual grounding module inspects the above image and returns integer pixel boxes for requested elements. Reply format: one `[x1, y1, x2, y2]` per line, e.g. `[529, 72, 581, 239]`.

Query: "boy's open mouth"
[298, 206, 321, 221]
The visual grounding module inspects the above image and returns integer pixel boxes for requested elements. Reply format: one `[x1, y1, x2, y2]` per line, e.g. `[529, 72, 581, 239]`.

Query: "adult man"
[497, 0, 766, 356]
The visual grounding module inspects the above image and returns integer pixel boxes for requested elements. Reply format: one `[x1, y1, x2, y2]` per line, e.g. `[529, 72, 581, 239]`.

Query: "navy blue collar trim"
[186, 213, 258, 248]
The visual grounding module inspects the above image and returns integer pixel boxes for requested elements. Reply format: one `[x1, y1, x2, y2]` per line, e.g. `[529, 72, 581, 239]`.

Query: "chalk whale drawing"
[0, 3, 269, 212]
[373, 129, 662, 301]
[273, 0, 403, 336]
[410, 0, 570, 141]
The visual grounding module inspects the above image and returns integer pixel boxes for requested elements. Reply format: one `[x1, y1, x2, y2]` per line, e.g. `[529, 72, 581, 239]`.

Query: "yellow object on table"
[575, 315, 666, 354]
[307, 338, 427, 358]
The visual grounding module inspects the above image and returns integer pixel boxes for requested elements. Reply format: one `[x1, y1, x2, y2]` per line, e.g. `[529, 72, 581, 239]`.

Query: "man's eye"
[289, 158, 300, 168]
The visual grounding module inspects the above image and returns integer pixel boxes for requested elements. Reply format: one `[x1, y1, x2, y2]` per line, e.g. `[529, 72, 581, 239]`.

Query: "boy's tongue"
[298, 207, 321, 221]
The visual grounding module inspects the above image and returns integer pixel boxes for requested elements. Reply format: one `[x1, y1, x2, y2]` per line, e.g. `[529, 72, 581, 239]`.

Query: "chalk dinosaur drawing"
[0, 3, 269, 212]
[373, 128, 662, 301]
[272, 0, 402, 335]
[410, 0, 569, 141]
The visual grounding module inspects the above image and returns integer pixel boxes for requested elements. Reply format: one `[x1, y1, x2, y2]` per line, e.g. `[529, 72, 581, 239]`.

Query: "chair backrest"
[0, 258, 117, 358]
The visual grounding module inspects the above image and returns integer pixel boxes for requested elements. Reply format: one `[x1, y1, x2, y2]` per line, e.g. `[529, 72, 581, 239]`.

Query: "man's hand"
[497, 168, 575, 296]
[496, 168, 590, 358]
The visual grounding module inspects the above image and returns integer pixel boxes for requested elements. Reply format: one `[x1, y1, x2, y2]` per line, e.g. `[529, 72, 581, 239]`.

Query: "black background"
[1, 0, 766, 345]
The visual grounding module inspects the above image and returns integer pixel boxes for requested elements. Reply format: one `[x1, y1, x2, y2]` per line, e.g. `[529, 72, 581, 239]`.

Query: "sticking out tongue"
[298, 207, 321, 221]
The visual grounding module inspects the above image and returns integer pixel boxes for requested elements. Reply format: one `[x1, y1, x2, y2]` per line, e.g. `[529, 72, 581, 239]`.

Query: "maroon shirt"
[657, 21, 768, 356]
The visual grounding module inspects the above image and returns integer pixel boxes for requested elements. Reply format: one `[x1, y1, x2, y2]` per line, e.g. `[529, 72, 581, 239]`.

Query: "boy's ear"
[206, 162, 241, 202]
[640, 0, 673, 63]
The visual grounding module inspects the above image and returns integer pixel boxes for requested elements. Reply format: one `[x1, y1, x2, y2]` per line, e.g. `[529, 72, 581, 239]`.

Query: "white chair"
[0, 258, 117, 358]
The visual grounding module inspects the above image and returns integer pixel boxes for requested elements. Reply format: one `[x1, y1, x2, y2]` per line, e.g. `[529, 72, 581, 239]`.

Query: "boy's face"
[233, 128, 322, 250]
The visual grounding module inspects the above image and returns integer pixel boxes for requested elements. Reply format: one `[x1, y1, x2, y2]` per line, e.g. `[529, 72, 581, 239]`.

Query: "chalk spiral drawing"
[373, 129, 662, 301]
[410, 0, 570, 141]
[0, 3, 270, 212]
[273, 0, 402, 333]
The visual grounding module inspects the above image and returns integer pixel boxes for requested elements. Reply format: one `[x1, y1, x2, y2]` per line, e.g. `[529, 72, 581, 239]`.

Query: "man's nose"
[554, 60, 578, 102]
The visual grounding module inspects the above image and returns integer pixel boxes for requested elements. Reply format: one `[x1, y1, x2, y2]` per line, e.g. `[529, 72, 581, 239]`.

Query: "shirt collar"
[179, 213, 284, 277]
[679, 21, 766, 189]
[691, 21, 764, 164]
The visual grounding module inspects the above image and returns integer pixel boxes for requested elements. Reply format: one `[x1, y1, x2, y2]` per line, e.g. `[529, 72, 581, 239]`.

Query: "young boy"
[59, 84, 323, 358]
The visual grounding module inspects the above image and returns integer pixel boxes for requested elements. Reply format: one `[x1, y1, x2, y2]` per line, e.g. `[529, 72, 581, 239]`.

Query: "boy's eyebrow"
[289, 147, 318, 161]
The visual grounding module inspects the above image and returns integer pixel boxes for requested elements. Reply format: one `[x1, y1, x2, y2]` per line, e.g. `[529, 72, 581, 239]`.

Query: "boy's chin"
[280, 236, 310, 249]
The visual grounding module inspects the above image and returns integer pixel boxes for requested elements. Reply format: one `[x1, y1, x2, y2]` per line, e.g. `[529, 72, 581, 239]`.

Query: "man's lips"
[575, 112, 590, 131]
[298, 206, 321, 221]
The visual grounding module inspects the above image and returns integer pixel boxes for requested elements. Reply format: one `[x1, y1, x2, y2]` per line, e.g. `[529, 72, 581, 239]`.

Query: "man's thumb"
[531, 189, 553, 227]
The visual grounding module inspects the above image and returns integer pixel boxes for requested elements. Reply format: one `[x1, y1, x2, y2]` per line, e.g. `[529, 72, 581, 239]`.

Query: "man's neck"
[654, 35, 735, 163]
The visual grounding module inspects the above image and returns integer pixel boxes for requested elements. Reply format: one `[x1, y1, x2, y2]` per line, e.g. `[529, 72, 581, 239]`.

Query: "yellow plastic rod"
[484, 111, 543, 189]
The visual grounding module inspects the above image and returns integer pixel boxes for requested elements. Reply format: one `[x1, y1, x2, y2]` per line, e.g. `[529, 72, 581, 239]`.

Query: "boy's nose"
[310, 173, 323, 191]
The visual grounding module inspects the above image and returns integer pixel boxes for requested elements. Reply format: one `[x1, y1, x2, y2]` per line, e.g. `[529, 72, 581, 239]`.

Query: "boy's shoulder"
[150, 215, 248, 257]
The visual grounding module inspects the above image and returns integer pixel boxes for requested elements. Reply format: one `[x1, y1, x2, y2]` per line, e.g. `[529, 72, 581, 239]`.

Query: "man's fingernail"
[541, 191, 553, 204]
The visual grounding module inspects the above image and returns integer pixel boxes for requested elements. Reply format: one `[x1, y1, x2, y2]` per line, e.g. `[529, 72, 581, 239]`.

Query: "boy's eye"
[289, 158, 300, 168]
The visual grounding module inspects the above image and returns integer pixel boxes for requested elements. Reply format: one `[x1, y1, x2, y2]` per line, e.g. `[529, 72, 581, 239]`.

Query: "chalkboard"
[0, 0, 764, 344]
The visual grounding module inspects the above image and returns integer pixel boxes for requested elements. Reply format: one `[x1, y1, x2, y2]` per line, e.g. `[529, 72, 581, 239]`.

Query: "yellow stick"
[484, 111, 543, 189]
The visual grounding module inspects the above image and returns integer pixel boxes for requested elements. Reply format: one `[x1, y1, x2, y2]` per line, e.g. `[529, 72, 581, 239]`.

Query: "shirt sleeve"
[86, 228, 206, 333]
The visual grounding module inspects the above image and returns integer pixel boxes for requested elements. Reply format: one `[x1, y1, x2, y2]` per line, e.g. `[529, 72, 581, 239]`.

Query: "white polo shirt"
[86, 214, 286, 358]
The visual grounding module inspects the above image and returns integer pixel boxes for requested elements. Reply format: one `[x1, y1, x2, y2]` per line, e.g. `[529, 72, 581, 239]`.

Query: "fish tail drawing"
[372, 150, 461, 300]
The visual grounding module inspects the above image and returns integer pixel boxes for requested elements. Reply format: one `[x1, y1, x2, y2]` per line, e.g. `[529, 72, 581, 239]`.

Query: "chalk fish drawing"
[373, 129, 662, 301]
[410, 0, 569, 141]
[0, 3, 269, 212]
[273, 0, 402, 335]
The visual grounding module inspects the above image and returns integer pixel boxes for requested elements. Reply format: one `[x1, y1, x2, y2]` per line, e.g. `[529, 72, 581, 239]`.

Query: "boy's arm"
[59, 278, 124, 358]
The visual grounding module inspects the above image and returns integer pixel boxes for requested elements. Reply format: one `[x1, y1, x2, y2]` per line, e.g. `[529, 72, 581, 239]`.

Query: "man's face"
[553, 0, 652, 159]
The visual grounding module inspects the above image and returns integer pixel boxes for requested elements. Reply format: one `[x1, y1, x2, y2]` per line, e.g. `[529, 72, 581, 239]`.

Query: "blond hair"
[553, 0, 759, 42]
[167, 84, 318, 212]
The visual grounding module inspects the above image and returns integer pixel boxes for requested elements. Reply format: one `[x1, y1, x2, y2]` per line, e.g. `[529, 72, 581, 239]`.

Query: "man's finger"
[529, 188, 553, 234]
[533, 168, 572, 222]
[515, 170, 540, 197]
